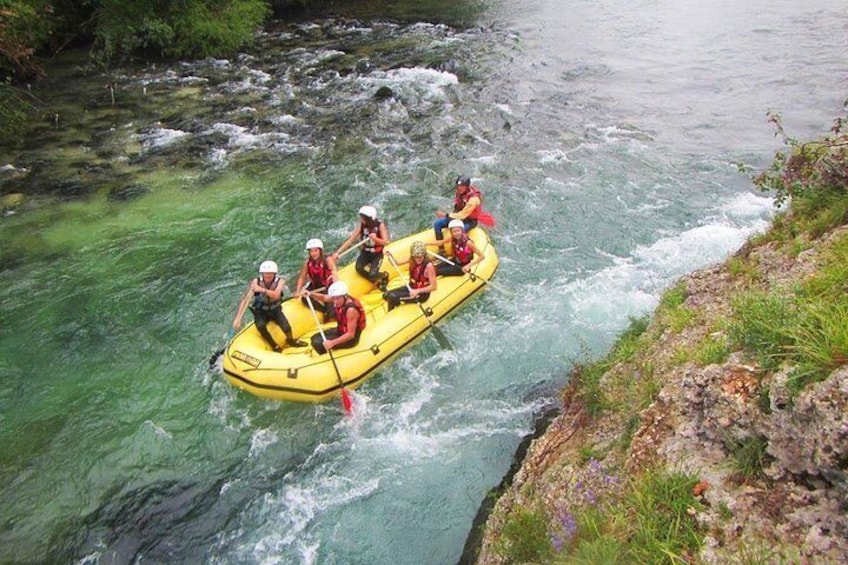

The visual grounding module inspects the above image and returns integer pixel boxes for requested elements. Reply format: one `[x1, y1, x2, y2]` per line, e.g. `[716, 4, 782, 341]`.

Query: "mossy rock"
[1, 192, 24, 210]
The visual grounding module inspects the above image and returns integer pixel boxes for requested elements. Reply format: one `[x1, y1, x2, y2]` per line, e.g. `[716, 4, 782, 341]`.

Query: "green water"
[1, 0, 846, 562]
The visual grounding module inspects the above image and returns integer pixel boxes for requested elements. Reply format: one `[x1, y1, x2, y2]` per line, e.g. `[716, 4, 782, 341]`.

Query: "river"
[0, 0, 845, 563]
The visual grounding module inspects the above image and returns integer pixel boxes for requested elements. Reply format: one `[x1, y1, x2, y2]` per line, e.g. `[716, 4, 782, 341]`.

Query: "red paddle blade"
[341, 388, 353, 414]
[477, 210, 496, 227]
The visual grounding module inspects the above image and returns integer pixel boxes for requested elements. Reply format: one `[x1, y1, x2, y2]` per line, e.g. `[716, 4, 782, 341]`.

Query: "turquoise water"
[1, 0, 845, 562]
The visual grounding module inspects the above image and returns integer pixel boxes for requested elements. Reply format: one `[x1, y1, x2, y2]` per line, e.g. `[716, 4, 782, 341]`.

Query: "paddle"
[209, 328, 235, 366]
[476, 210, 496, 227]
[426, 250, 512, 295]
[385, 253, 453, 350]
[337, 237, 369, 260]
[305, 295, 353, 415]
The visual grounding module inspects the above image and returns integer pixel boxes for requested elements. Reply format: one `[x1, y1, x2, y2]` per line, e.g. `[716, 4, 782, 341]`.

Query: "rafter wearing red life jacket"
[335, 296, 366, 336]
[452, 234, 474, 266]
[409, 260, 431, 289]
[306, 255, 334, 290]
[454, 184, 482, 221]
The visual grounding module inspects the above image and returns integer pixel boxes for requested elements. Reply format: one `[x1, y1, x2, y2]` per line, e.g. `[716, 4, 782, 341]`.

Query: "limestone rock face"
[473, 228, 848, 564]
[762, 367, 848, 487]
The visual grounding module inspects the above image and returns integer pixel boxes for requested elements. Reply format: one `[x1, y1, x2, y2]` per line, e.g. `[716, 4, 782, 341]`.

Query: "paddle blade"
[431, 325, 453, 350]
[209, 328, 237, 367]
[341, 388, 353, 414]
[477, 210, 496, 227]
[209, 347, 225, 366]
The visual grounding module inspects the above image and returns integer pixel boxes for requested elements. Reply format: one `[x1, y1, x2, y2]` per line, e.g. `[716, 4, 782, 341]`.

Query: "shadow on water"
[51, 458, 301, 562]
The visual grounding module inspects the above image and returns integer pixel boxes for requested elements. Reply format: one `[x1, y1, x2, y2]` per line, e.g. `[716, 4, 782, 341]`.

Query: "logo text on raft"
[232, 350, 261, 367]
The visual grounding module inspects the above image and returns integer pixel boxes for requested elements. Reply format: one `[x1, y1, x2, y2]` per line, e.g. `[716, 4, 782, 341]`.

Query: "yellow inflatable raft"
[222, 226, 499, 402]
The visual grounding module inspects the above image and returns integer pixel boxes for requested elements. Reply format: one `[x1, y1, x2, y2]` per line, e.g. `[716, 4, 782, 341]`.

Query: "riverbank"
[476, 215, 848, 564]
[468, 196, 848, 562]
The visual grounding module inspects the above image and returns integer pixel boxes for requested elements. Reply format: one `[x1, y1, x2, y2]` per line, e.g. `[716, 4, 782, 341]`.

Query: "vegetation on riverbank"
[1, 0, 289, 139]
[474, 108, 848, 564]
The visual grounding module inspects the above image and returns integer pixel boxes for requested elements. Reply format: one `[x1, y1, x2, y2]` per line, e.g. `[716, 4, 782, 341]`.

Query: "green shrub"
[92, 0, 270, 65]
[659, 281, 687, 310]
[665, 305, 696, 333]
[496, 506, 553, 564]
[754, 108, 848, 213]
[727, 256, 760, 283]
[570, 360, 609, 418]
[786, 301, 848, 392]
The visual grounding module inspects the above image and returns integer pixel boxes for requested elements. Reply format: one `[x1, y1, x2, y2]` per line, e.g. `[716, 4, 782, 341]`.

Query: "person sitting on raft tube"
[383, 241, 437, 311]
[294, 238, 338, 319]
[433, 175, 482, 240]
[332, 205, 391, 290]
[304, 281, 366, 355]
[428, 219, 486, 276]
[232, 260, 307, 351]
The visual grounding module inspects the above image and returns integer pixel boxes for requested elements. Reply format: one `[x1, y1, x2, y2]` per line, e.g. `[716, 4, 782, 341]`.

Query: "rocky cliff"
[472, 224, 848, 564]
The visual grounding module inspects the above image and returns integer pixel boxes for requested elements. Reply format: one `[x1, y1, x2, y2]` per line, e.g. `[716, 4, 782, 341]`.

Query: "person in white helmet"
[427, 219, 485, 276]
[303, 281, 366, 355]
[331, 205, 391, 291]
[232, 260, 307, 351]
[294, 238, 338, 319]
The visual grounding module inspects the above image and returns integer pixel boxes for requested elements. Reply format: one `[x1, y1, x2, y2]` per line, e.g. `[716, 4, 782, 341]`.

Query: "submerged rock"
[1, 192, 25, 211]
[107, 183, 151, 202]
[373, 85, 395, 100]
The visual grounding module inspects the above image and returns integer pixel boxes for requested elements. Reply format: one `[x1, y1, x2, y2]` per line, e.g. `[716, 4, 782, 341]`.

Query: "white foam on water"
[242, 474, 381, 563]
[357, 67, 458, 104]
[138, 127, 188, 149]
[559, 191, 774, 334]
[202, 122, 307, 164]
[267, 114, 302, 127]
[248, 428, 279, 458]
[537, 148, 575, 165]
[144, 420, 172, 440]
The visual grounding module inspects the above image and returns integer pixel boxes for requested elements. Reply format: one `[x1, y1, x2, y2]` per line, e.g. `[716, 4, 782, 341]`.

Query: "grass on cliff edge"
[729, 231, 848, 393]
[495, 468, 703, 564]
[729, 114, 848, 394]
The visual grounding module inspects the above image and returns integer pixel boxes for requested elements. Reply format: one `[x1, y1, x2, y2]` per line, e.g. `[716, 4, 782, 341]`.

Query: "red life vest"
[306, 255, 333, 289]
[452, 234, 474, 266]
[409, 260, 430, 289]
[361, 220, 385, 253]
[335, 297, 366, 334]
[453, 185, 482, 220]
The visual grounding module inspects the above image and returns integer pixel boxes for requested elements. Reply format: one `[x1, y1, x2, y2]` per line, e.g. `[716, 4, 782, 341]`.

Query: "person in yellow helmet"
[383, 241, 437, 311]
